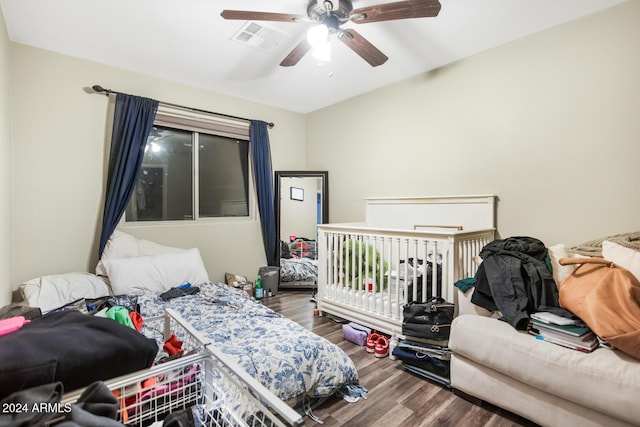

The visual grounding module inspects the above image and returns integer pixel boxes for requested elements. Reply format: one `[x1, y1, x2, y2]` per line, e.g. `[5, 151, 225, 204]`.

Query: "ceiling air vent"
[231, 22, 290, 53]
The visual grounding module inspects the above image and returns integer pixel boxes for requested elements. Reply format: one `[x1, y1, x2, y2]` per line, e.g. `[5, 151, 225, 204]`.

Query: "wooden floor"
[263, 290, 539, 427]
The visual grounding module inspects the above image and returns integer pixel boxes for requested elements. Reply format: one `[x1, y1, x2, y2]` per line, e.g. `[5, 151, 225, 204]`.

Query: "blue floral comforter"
[137, 282, 358, 406]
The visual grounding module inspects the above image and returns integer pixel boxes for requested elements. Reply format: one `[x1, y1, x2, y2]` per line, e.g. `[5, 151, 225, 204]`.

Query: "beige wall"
[0, 8, 11, 305]
[9, 44, 306, 289]
[306, 1, 640, 247]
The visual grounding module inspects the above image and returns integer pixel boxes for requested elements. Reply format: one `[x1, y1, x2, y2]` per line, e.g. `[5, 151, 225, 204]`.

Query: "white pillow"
[602, 240, 640, 282]
[96, 231, 140, 276]
[137, 238, 184, 256]
[547, 244, 576, 287]
[20, 272, 112, 313]
[104, 248, 209, 295]
[96, 231, 183, 276]
[103, 230, 140, 258]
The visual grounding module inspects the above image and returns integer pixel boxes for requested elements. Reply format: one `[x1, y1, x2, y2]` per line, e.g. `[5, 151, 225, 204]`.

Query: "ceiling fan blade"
[280, 39, 312, 67]
[350, 0, 441, 24]
[338, 29, 388, 67]
[220, 10, 305, 23]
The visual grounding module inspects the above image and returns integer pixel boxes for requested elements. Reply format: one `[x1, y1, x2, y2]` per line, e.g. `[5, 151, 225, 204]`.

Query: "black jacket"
[471, 236, 559, 330]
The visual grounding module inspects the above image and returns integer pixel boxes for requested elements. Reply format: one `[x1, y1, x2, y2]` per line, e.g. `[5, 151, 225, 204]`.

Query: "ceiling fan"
[220, 0, 441, 67]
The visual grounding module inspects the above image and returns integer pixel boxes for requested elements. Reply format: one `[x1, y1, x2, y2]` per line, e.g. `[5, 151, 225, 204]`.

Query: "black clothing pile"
[471, 236, 559, 330]
[0, 310, 158, 400]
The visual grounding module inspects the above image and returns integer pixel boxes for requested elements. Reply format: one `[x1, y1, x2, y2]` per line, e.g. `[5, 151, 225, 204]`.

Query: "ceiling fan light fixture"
[307, 24, 329, 47]
[312, 42, 331, 62]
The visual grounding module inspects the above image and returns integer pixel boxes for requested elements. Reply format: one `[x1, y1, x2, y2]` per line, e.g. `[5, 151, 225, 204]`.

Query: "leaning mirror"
[275, 171, 328, 290]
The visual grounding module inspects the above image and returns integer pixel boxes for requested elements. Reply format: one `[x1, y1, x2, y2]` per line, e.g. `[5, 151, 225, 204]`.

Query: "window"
[125, 106, 252, 222]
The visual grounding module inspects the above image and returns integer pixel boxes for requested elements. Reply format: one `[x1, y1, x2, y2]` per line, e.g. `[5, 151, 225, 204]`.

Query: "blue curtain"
[250, 120, 277, 266]
[99, 94, 159, 257]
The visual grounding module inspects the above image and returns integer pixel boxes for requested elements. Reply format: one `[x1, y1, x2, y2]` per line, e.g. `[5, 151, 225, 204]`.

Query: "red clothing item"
[163, 334, 183, 356]
[129, 311, 144, 332]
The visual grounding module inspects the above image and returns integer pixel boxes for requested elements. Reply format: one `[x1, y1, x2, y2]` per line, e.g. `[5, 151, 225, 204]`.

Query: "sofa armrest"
[456, 287, 494, 317]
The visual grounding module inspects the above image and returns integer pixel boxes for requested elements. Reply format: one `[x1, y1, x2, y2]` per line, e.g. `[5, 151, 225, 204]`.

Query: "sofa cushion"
[450, 314, 640, 425]
[602, 240, 640, 282]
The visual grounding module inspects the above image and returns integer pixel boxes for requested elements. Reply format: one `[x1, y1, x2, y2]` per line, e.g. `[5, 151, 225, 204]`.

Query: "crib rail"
[316, 223, 494, 337]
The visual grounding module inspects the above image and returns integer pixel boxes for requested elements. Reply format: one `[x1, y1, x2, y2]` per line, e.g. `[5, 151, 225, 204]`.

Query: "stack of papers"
[528, 312, 598, 352]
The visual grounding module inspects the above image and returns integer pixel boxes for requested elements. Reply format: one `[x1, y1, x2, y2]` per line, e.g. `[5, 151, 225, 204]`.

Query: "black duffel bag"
[402, 297, 454, 341]
[391, 346, 451, 378]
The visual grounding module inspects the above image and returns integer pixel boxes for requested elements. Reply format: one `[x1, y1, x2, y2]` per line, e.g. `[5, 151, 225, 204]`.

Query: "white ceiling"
[0, 0, 626, 113]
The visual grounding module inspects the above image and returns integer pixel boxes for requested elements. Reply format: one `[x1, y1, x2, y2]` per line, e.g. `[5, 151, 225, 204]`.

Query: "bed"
[14, 231, 360, 413]
[136, 280, 357, 406]
[316, 195, 497, 343]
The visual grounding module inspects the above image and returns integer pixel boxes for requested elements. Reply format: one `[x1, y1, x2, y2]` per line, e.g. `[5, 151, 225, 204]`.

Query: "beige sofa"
[449, 288, 640, 427]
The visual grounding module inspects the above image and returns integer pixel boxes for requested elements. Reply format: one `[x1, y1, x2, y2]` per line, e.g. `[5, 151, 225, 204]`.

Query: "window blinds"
[154, 105, 250, 140]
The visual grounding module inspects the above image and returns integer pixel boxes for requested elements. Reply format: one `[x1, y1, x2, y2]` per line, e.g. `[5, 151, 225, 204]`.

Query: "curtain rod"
[91, 85, 274, 129]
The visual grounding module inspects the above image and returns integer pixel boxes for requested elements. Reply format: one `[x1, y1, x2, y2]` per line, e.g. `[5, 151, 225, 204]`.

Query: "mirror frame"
[274, 170, 329, 268]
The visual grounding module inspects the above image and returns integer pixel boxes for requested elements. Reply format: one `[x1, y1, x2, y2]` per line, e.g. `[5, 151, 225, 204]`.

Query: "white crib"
[316, 195, 496, 340]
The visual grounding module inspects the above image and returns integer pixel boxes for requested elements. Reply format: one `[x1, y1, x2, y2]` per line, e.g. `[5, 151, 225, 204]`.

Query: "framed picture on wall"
[290, 187, 304, 201]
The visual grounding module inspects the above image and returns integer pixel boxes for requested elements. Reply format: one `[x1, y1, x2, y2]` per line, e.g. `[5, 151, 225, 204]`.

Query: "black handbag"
[402, 297, 454, 341]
